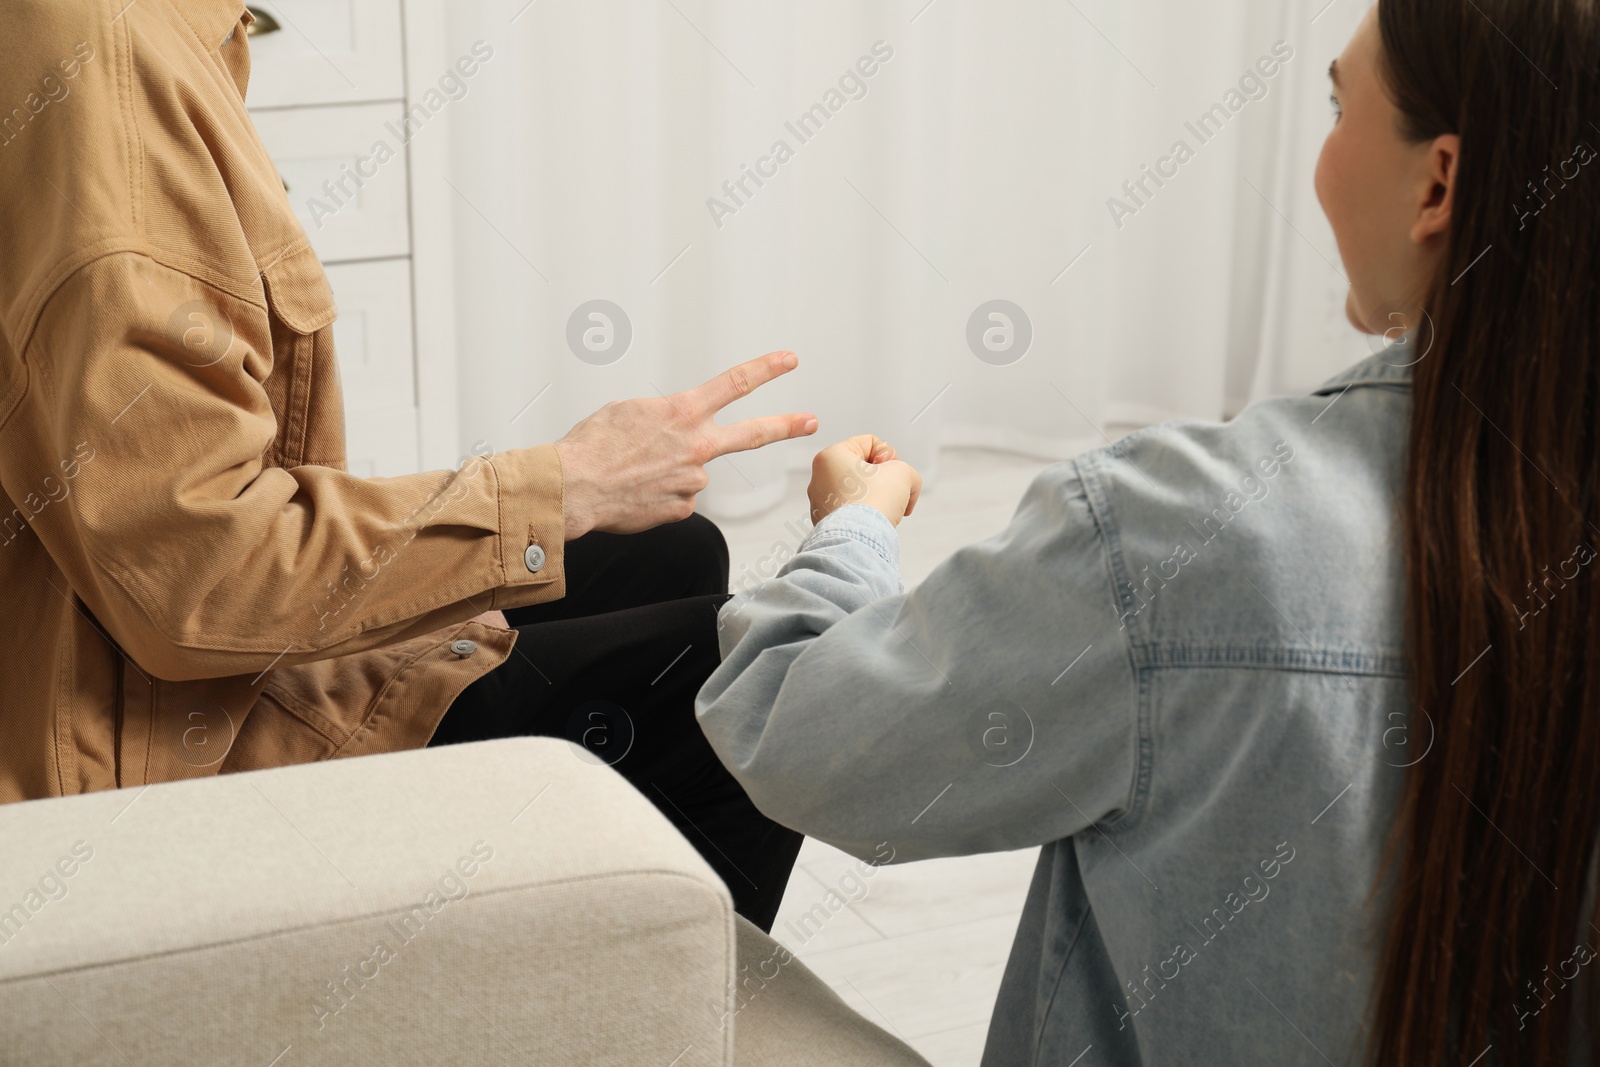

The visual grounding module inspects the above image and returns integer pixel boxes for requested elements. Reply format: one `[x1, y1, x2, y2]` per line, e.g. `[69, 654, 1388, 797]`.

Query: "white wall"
[439, 0, 1372, 517]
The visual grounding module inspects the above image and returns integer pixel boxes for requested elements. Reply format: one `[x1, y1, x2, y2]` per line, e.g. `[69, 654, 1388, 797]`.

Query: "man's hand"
[808, 435, 922, 527]
[554, 351, 818, 539]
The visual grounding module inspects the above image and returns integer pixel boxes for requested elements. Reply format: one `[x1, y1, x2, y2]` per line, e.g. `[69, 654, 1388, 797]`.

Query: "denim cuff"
[802, 503, 901, 569]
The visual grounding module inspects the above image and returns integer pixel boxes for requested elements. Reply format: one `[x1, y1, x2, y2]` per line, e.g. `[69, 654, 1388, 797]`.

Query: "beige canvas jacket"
[0, 0, 569, 803]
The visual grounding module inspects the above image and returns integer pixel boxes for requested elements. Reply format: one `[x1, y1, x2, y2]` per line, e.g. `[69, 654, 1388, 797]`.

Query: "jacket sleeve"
[0, 253, 566, 682]
[694, 462, 1142, 864]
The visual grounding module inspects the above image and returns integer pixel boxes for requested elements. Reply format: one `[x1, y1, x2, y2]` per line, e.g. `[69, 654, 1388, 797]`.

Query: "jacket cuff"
[486, 445, 566, 605]
[803, 503, 901, 569]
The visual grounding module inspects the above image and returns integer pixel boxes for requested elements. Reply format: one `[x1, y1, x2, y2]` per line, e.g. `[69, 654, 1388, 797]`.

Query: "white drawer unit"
[242, 0, 405, 109]
[249, 103, 413, 264]
[324, 259, 417, 412]
[245, 0, 462, 480]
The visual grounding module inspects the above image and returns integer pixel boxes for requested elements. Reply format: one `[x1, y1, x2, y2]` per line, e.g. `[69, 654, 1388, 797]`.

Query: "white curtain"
[441, 0, 1372, 519]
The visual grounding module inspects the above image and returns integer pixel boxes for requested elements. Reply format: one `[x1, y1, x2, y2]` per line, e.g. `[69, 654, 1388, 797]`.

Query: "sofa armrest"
[0, 738, 738, 1066]
[729, 915, 933, 1066]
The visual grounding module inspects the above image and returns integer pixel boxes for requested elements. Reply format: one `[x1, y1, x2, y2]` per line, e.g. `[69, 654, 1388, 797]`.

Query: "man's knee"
[678, 512, 730, 596]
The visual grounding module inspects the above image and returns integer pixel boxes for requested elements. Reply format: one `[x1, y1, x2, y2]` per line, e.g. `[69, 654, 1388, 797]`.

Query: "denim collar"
[1311, 346, 1418, 396]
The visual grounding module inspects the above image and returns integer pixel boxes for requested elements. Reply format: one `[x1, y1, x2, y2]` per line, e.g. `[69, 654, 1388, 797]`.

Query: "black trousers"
[429, 513, 803, 933]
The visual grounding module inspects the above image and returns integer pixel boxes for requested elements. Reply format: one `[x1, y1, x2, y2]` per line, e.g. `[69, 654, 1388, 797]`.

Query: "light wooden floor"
[714, 447, 1084, 1066]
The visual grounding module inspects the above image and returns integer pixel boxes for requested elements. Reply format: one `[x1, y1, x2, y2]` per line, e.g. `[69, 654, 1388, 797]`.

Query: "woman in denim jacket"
[698, 1, 1600, 1063]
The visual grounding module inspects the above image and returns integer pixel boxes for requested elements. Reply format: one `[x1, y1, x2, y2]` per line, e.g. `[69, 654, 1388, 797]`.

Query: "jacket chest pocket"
[257, 244, 344, 470]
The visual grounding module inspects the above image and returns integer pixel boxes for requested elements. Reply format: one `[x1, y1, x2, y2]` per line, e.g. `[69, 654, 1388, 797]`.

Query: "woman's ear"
[1411, 132, 1460, 243]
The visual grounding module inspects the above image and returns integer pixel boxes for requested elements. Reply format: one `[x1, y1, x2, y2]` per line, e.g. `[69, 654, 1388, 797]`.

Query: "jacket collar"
[177, 0, 251, 50]
[1311, 343, 1419, 396]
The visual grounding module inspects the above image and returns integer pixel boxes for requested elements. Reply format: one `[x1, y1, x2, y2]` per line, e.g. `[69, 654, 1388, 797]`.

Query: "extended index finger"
[685, 350, 799, 416]
[711, 411, 820, 457]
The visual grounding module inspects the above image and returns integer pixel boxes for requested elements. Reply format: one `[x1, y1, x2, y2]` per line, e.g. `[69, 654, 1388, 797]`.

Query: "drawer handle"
[245, 6, 282, 36]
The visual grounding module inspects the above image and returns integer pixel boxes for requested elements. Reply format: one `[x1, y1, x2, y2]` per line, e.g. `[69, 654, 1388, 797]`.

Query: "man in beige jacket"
[0, 0, 817, 930]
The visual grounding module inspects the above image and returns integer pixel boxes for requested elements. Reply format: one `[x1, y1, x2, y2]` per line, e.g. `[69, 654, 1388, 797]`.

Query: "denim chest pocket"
[260, 245, 337, 335]
[255, 244, 339, 469]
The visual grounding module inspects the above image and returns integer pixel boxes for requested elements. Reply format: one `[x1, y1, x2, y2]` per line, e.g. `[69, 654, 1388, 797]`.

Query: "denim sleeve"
[695, 466, 1141, 864]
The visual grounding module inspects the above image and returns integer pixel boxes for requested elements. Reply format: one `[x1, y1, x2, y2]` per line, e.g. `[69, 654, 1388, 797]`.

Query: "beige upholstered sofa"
[0, 738, 931, 1065]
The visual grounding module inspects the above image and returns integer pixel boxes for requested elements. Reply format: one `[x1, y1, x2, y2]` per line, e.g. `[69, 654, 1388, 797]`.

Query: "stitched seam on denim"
[1079, 452, 1148, 640]
[120, 0, 141, 236]
[801, 528, 897, 568]
[0, 355, 28, 433]
[488, 451, 510, 592]
[1076, 455, 1151, 836]
[1079, 377, 1412, 473]
[1132, 642, 1408, 677]
[54, 605, 75, 798]
[253, 688, 344, 747]
[1031, 849, 1100, 1064]
[10, 240, 145, 365]
[549, 443, 566, 587]
[1312, 351, 1416, 395]
[1100, 666, 1157, 837]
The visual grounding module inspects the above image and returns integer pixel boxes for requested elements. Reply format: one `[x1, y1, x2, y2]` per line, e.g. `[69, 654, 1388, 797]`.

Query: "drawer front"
[249, 103, 412, 264]
[344, 407, 420, 478]
[242, 0, 404, 108]
[324, 258, 417, 413]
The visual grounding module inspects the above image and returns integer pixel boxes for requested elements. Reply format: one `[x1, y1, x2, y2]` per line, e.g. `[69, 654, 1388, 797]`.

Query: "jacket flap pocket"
[259, 243, 337, 335]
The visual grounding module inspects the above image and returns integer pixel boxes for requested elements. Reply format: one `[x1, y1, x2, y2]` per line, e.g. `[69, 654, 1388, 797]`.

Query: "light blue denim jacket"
[696, 351, 1421, 1065]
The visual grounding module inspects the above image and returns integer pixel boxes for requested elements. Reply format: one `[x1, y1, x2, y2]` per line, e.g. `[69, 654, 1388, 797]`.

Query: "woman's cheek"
[1316, 136, 1377, 333]
[1314, 137, 1335, 220]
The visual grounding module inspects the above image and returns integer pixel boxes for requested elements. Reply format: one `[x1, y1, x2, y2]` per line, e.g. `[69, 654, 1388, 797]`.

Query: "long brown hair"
[1371, 0, 1600, 1062]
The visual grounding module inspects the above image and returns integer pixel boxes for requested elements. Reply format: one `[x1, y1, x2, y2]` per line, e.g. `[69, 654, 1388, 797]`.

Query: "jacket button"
[450, 639, 477, 657]
[524, 544, 546, 573]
